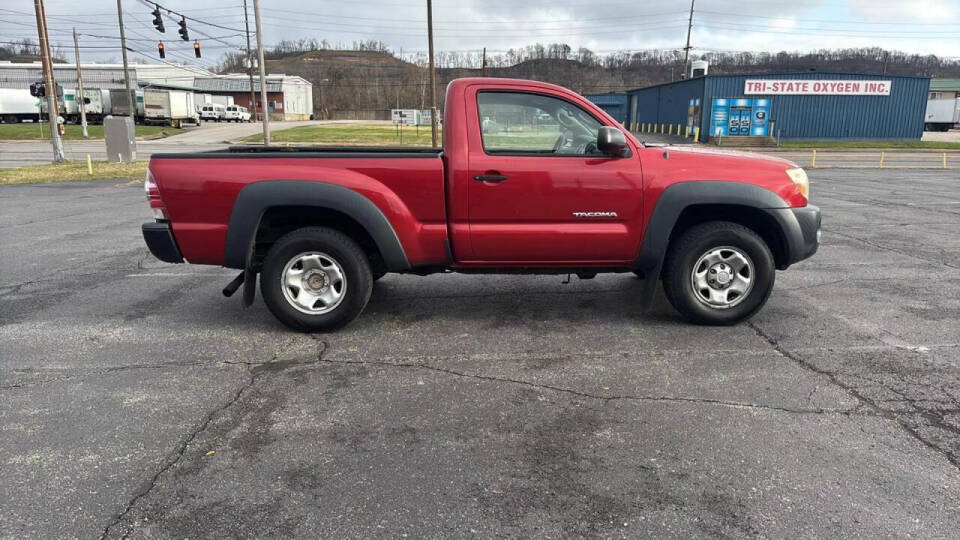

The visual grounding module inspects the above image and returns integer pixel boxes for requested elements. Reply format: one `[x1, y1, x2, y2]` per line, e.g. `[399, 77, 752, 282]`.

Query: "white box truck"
[144, 89, 199, 127]
[0, 88, 41, 123]
[925, 99, 960, 132]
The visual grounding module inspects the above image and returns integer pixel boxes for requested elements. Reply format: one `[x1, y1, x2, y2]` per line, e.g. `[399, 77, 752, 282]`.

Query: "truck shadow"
[357, 274, 679, 329]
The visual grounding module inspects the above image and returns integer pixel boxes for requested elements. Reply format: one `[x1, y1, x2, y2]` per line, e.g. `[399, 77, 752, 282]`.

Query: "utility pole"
[253, 0, 270, 145]
[681, 0, 695, 79]
[73, 28, 88, 139]
[426, 0, 438, 147]
[34, 0, 65, 162]
[242, 0, 257, 120]
[116, 0, 136, 160]
[481, 47, 486, 76]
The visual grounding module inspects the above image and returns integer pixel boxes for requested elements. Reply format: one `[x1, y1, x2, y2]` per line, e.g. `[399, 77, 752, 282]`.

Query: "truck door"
[464, 89, 643, 263]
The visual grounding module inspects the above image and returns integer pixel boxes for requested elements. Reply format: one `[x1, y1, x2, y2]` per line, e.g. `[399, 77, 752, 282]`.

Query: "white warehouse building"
[0, 61, 313, 121]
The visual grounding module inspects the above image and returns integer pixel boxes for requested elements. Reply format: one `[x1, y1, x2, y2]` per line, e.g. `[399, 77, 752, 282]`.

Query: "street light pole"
[426, 0, 438, 148]
[34, 0, 65, 162]
[253, 0, 270, 145]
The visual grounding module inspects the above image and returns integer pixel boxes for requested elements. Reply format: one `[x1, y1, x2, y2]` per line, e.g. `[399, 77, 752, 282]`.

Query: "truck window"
[476, 91, 604, 156]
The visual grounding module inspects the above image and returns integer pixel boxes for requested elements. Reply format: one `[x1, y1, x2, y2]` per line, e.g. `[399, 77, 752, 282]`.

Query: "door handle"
[473, 174, 508, 183]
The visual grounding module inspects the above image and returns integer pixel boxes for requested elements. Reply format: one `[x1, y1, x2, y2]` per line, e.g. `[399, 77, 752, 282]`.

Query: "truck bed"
[148, 146, 448, 268]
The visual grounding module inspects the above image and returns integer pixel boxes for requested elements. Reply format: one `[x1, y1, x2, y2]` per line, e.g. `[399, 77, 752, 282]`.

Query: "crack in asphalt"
[316, 357, 864, 416]
[746, 321, 960, 471]
[98, 337, 327, 540]
[98, 334, 873, 538]
[825, 228, 960, 270]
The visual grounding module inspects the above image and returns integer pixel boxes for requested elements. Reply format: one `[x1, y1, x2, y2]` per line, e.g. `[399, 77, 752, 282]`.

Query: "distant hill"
[217, 45, 960, 118]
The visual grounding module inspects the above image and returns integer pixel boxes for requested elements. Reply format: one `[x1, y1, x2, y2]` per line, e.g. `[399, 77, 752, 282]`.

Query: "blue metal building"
[624, 72, 930, 142]
[585, 92, 628, 123]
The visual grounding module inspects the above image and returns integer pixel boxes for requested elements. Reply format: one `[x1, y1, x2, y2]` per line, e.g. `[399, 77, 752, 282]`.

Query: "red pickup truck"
[142, 77, 819, 331]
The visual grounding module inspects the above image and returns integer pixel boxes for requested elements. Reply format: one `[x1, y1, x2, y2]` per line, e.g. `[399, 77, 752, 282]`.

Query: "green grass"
[778, 140, 960, 150]
[241, 123, 439, 145]
[0, 161, 148, 185]
[0, 124, 183, 141]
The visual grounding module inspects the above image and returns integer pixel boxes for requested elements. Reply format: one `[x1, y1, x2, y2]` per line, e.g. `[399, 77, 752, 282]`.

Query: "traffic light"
[193, 40, 201, 58]
[158, 41, 165, 59]
[152, 6, 164, 32]
[178, 17, 188, 41]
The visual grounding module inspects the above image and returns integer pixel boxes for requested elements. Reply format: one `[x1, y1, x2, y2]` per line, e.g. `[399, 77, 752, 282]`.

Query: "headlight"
[786, 168, 809, 200]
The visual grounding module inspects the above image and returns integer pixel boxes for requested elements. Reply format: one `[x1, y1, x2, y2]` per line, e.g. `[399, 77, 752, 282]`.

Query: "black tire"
[260, 227, 373, 332]
[662, 221, 775, 325]
[372, 270, 387, 281]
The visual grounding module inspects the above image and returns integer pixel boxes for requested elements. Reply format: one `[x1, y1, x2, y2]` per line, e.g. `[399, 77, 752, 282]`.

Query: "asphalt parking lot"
[2, 169, 959, 537]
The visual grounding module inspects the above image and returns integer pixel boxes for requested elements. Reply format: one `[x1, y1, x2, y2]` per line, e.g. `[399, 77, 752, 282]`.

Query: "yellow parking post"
[944, 153, 948, 169]
[677, 124, 682, 136]
[880, 152, 885, 169]
[86, 154, 93, 175]
[685, 126, 690, 138]
[668, 124, 673, 135]
[811, 149, 817, 168]
[694, 126, 700, 142]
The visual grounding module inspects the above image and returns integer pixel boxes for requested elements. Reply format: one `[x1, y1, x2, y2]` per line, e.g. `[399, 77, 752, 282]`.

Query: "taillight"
[144, 168, 169, 220]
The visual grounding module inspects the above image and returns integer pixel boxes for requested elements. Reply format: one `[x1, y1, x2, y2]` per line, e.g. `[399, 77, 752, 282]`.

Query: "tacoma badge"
[573, 211, 618, 218]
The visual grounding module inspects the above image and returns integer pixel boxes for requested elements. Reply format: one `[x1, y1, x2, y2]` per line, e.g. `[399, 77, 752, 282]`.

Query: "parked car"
[142, 77, 820, 331]
[199, 104, 225, 122]
[224, 105, 251, 122]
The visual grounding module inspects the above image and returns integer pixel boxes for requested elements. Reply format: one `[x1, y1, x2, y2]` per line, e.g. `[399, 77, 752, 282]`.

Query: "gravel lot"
[1, 170, 959, 538]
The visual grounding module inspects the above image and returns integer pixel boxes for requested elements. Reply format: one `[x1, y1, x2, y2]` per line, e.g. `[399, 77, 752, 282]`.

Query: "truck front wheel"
[260, 227, 373, 332]
[662, 221, 775, 325]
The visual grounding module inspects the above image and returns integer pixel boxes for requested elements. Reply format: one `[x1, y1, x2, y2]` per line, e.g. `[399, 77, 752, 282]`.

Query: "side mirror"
[597, 126, 628, 157]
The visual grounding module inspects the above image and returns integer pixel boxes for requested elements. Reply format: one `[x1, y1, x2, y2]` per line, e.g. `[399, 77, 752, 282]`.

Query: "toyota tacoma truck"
[142, 77, 820, 331]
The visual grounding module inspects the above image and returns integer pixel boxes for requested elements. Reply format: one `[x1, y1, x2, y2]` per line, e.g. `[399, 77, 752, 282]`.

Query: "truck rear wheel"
[662, 221, 775, 325]
[260, 227, 373, 332]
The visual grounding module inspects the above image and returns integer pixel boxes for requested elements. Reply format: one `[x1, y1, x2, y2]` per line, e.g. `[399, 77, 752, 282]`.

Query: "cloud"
[848, 0, 958, 22]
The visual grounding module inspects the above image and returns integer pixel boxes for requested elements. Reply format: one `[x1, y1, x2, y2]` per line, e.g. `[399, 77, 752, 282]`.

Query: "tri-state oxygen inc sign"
[744, 79, 892, 96]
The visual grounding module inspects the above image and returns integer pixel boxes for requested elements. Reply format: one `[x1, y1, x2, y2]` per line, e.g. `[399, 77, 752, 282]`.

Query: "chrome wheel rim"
[281, 252, 347, 315]
[690, 246, 754, 309]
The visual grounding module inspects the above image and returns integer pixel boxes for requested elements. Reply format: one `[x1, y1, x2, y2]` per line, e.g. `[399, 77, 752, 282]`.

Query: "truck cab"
[142, 77, 820, 331]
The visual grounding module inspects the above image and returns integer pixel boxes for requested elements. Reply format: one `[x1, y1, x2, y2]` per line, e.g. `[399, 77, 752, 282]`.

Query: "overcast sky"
[4, 0, 960, 69]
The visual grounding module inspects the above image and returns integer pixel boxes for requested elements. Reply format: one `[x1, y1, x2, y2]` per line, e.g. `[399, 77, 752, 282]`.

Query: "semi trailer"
[144, 89, 199, 127]
[0, 88, 41, 123]
[109, 89, 145, 123]
[924, 98, 960, 132]
[62, 88, 112, 124]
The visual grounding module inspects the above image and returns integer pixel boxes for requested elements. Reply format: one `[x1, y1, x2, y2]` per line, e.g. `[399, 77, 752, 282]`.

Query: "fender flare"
[633, 181, 792, 309]
[223, 180, 410, 271]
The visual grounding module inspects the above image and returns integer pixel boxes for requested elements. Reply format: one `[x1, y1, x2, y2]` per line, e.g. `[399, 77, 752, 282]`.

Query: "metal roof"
[0, 65, 137, 90]
[193, 77, 282, 92]
[930, 78, 960, 91]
